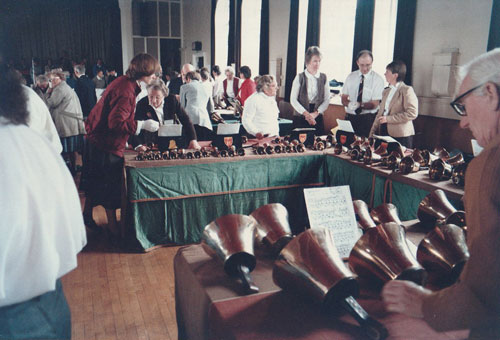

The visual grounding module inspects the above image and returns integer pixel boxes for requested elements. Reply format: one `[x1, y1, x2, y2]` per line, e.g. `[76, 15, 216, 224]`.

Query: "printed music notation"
[304, 186, 361, 258]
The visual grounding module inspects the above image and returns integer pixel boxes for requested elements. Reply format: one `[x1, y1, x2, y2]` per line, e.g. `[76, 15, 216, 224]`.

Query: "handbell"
[237, 148, 245, 156]
[334, 143, 348, 155]
[250, 203, 293, 256]
[451, 162, 468, 187]
[429, 158, 452, 180]
[352, 200, 376, 231]
[363, 148, 383, 165]
[386, 152, 401, 170]
[202, 214, 259, 294]
[417, 189, 466, 228]
[398, 156, 421, 174]
[349, 222, 426, 290]
[417, 224, 469, 287]
[273, 227, 388, 340]
[370, 203, 403, 226]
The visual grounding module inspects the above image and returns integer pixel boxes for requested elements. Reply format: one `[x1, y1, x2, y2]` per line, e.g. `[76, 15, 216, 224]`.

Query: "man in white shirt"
[242, 75, 280, 138]
[342, 50, 385, 137]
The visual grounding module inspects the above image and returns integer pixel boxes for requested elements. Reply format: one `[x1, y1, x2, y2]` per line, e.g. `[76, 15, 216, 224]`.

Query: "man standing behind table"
[342, 50, 384, 137]
[381, 48, 500, 339]
[222, 66, 240, 108]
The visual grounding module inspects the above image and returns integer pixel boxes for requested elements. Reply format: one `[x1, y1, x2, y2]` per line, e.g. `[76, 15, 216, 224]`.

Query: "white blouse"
[242, 92, 280, 137]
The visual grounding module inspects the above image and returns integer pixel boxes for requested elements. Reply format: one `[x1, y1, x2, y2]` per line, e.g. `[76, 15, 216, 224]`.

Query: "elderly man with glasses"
[381, 48, 500, 339]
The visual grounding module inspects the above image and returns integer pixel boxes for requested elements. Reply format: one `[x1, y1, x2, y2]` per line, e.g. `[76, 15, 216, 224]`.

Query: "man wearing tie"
[341, 50, 384, 137]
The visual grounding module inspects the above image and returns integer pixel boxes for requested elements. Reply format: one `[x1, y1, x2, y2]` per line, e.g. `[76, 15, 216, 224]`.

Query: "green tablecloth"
[126, 154, 325, 250]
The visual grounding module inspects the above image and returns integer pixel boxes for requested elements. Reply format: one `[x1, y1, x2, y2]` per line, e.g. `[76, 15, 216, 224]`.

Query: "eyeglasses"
[450, 83, 483, 116]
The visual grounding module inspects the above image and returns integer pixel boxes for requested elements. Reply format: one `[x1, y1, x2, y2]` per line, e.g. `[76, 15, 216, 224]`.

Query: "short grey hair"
[147, 79, 169, 96]
[36, 74, 48, 84]
[458, 48, 500, 96]
[74, 64, 86, 75]
[255, 75, 275, 92]
[225, 66, 235, 75]
[305, 46, 322, 65]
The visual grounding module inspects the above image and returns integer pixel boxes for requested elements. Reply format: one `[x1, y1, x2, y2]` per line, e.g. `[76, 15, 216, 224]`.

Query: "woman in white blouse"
[242, 75, 280, 139]
[290, 46, 330, 135]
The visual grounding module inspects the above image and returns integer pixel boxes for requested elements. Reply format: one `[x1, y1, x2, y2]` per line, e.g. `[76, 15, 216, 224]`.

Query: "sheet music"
[336, 119, 355, 133]
[158, 124, 182, 137]
[304, 186, 362, 258]
[217, 123, 240, 135]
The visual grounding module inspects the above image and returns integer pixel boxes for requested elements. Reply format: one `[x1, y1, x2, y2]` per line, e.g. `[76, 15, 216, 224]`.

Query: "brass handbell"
[251, 203, 293, 256]
[363, 147, 383, 165]
[349, 222, 426, 290]
[202, 214, 259, 294]
[386, 152, 402, 170]
[370, 203, 403, 226]
[429, 153, 464, 180]
[417, 189, 466, 228]
[417, 224, 469, 287]
[352, 200, 376, 231]
[273, 227, 388, 340]
[398, 155, 421, 174]
[334, 142, 348, 155]
[411, 149, 426, 167]
[451, 162, 468, 186]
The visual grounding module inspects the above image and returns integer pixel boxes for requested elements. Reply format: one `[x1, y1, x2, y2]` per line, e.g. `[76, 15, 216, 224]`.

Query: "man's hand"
[378, 116, 388, 124]
[341, 94, 349, 107]
[188, 140, 201, 150]
[304, 112, 317, 126]
[256, 133, 264, 140]
[381, 280, 432, 318]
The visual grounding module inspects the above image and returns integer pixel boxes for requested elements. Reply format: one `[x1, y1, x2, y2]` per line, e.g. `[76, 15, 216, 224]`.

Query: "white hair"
[458, 48, 500, 95]
[224, 66, 235, 75]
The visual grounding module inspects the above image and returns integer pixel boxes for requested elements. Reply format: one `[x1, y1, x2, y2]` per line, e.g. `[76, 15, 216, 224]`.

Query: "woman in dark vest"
[290, 46, 330, 136]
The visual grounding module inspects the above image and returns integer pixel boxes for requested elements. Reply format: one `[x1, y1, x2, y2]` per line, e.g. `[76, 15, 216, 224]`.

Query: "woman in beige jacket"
[369, 60, 418, 148]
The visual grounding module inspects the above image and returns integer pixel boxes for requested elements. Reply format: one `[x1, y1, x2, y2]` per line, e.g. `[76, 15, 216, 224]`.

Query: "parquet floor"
[61, 192, 181, 340]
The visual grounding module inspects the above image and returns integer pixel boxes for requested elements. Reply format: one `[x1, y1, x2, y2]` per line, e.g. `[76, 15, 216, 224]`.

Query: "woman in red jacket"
[82, 53, 161, 239]
[237, 65, 256, 107]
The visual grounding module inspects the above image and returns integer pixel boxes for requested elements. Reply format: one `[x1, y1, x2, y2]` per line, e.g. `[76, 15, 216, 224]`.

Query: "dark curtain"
[393, 0, 417, 85]
[211, 0, 217, 69]
[351, 0, 375, 71]
[259, 0, 270, 75]
[227, 0, 242, 70]
[0, 0, 122, 72]
[488, 0, 500, 51]
[305, 0, 321, 50]
[284, 0, 300, 102]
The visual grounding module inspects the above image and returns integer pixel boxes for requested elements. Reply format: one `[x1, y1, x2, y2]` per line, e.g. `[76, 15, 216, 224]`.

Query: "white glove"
[137, 119, 159, 133]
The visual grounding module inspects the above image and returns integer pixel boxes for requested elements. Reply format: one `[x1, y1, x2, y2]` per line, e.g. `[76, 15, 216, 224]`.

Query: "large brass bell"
[349, 222, 426, 290]
[417, 190, 466, 228]
[251, 203, 293, 256]
[417, 224, 469, 287]
[429, 153, 464, 181]
[273, 227, 388, 340]
[352, 200, 376, 230]
[202, 214, 259, 294]
[451, 162, 468, 187]
[398, 155, 421, 174]
[370, 203, 403, 226]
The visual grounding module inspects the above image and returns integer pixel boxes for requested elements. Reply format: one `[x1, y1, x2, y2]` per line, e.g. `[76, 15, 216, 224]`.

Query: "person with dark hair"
[0, 65, 86, 339]
[242, 75, 280, 139]
[290, 46, 330, 135]
[131, 79, 200, 151]
[237, 65, 256, 107]
[93, 69, 106, 89]
[45, 68, 86, 174]
[74, 64, 97, 119]
[179, 70, 213, 140]
[33, 74, 49, 99]
[92, 58, 106, 78]
[342, 50, 385, 137]
[82, 53, 161, 238]
[106, 67, 118, 85]
[369, 60, 418, 148]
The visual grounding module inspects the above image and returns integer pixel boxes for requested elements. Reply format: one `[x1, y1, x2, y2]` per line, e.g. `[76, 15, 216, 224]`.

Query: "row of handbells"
[201, 188, 467, 340]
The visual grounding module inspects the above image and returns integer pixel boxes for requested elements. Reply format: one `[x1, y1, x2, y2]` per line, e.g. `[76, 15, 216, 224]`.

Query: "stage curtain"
[351, 0, 375, 71]
[227, 0, 242, 70]
[305, 0, 321, 50]
[259, 0, 270, 76]
[487, 0, 500, 51]
[393, 0, 417, 85]
[0, 0, 122, 71]
[284, 0, 300, 102]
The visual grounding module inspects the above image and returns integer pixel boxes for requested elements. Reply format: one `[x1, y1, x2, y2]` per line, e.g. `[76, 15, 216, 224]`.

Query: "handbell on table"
[273, 227, 388, 340]
[417, 224, 469, 287]
[417, 189, 466, 229]
[202, 214, 259, 294]
[352, 200, 376, 231]
[398, 155, 421, 174]
[250, 203, 293, 256]
[349, 222, 426, 290]
[370, 203, 403, 227]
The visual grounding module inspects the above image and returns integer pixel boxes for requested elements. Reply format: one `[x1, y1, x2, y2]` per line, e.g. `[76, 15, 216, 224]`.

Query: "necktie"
[355, 75, 364, 114]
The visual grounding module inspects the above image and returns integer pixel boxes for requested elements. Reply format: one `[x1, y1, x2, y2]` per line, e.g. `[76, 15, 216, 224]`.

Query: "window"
[240, 0, 261, 77]
[215, 0, 230, 68]
[296, 0, 308, 73]
[372, 0, 398, 78]
[319, 0, 357, 83]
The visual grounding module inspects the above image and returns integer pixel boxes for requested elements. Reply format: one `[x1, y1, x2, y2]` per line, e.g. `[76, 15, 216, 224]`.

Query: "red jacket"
[222, 77, 240, 99]
[85, 76, 141, 157]
[237, 78, 256, 106]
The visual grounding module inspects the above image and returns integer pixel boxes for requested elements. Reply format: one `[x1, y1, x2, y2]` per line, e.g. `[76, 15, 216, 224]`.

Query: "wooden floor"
[61, 192, 181, 340]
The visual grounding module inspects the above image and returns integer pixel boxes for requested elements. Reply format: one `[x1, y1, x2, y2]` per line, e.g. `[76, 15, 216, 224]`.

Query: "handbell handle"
[340, 296, 389, 340]
[236, 264, 260, 294]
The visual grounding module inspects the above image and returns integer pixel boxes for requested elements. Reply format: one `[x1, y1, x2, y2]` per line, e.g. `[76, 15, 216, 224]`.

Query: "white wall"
[182, 0, 211, 68]
[412, 0, 493, 119]
[269, 0, 291, 98]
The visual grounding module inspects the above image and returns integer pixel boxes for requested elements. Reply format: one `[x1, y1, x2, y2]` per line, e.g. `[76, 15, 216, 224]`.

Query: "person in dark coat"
[130, 79, 200, 151]
[73, 64, 97, 119]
